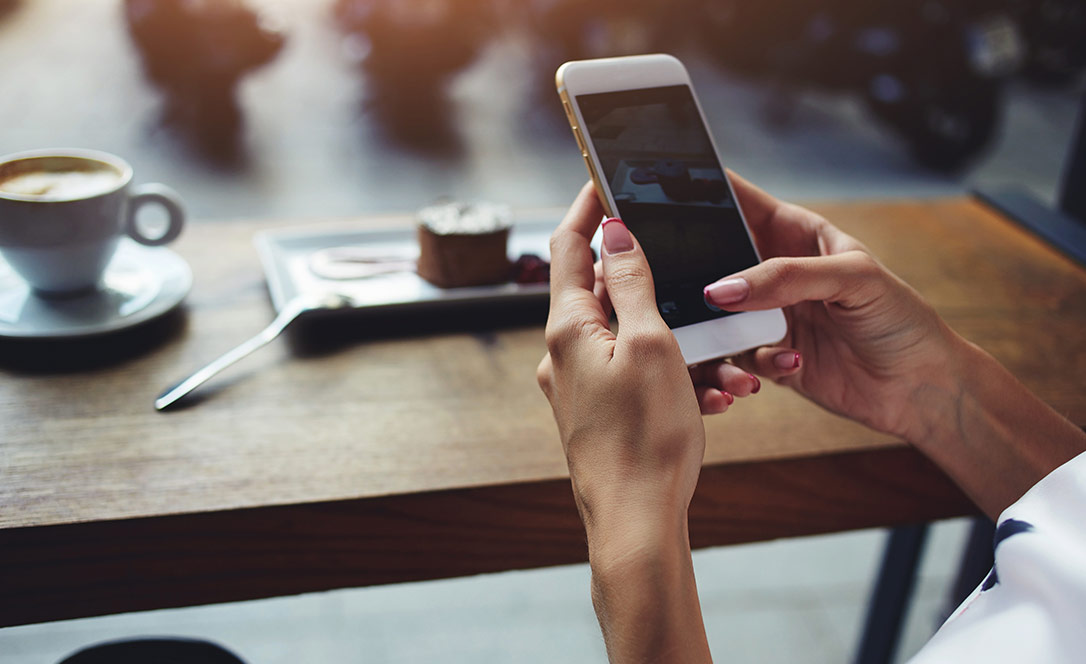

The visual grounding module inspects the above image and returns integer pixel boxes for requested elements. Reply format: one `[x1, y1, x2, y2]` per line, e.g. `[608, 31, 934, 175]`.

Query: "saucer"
[0, 239, 192, 339]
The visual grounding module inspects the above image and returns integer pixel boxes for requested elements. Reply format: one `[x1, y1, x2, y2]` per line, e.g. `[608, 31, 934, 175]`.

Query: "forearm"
[586, 516, 713, 664]
[907, 337, 1086, 519]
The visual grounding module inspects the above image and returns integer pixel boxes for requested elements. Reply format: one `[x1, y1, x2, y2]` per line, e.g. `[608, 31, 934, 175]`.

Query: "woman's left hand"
[537, 182, 754, 549]
[537, 182, 719, 663]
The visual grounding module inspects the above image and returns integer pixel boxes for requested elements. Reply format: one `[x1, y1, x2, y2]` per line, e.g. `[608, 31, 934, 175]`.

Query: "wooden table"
[2, 197, 1084, 627]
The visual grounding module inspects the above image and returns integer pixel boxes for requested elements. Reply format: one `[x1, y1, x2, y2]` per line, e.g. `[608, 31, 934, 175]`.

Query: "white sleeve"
[908, 450, 1086, 663]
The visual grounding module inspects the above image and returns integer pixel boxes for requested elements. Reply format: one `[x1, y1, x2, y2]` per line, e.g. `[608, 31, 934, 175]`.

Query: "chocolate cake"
[416, 202, 512, 288]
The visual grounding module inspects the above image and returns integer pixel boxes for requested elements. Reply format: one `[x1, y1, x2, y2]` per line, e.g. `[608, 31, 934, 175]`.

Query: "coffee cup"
[0, 148, 185, 296]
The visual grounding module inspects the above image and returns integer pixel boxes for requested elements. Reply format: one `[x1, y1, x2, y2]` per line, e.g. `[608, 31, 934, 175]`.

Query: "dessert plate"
[255, 213, 558, 315]
[0, 239, 192, 339]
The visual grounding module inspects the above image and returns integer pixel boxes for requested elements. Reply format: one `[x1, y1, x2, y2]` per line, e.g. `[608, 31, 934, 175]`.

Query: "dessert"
[416, 202, 512, 288]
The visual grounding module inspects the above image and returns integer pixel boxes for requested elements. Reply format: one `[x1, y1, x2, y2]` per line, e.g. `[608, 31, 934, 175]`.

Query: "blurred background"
[0, 0, 1082, 219]
[0, 0, 1082, 662]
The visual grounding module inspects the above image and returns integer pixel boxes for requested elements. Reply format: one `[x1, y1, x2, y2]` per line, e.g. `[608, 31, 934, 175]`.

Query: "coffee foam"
[0, 169, 123, 200]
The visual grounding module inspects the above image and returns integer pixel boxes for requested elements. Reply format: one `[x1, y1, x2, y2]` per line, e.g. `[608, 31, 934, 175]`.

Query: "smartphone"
[556, 54, 787, 365]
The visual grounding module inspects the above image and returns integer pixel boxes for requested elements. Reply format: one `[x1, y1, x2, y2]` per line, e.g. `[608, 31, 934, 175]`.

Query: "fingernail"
[748, 373, 761, 393]
[601, 218, 634, 254]
[703, 277, 749, 305]
[773, 352, 801, 370]
[721, 391, 734, 405]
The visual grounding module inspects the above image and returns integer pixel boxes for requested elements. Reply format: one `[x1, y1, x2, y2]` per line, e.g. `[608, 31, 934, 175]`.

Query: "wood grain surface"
[2, 197, 1084, 626]
[1, 448, 972, 627]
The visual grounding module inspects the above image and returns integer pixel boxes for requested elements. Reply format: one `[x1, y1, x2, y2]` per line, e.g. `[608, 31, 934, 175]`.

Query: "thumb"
[704, 250, 886, 311]
[600, 218, 667, 336]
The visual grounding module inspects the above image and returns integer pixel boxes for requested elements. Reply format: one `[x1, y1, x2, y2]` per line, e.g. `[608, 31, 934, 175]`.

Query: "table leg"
[941, 516, 995, 623]
[853, 524, 930, 664]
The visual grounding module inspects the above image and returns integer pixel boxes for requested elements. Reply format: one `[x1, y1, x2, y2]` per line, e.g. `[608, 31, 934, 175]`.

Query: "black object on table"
[974, 93, 1086, 266]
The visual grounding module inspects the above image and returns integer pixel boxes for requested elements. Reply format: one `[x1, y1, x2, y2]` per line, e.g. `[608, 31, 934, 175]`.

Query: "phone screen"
[576, 84, 759, 329]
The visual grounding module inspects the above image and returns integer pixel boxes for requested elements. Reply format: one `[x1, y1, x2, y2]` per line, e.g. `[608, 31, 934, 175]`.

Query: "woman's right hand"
[697, 172, 967, 443]
[702, 173, 1086, 519]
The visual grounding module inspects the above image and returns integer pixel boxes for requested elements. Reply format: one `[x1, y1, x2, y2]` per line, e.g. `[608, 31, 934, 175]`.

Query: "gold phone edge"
[556, 69, 618, 219]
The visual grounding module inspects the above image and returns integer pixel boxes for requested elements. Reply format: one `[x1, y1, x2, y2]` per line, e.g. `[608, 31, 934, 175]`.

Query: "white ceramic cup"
[0, 148, 185, 296]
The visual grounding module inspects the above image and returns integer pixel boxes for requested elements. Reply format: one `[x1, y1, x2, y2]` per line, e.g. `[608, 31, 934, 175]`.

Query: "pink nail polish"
[703, 278, 750, 305]
[773, 351, 802, 370]
[721, 391, 734, 405]
[748, 373, 761, 393]
[601, 218, 634, 254]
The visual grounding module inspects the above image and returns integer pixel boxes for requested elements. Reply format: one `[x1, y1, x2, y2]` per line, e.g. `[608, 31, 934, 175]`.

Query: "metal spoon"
[155, 292, 355, 411]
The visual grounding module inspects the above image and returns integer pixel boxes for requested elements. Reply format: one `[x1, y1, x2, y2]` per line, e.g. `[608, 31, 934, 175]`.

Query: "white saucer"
[0, 239, 192, 339]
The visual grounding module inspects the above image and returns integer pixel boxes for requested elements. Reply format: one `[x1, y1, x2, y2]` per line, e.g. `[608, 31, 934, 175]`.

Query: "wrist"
[901, 335, 1086, 517]
[585, 506, 691, 578]
[900, 333, 982, 450]
[585, 509, 711, 662]
[569, 450, 703, 554]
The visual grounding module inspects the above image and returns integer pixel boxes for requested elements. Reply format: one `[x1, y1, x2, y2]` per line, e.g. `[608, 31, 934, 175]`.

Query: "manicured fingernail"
[773, 352, 801, 370]
[721, 390, 734, 405]
[703, 277, 750, 305]
[601, 218, 634, 254]
[748, 373, 761, 393]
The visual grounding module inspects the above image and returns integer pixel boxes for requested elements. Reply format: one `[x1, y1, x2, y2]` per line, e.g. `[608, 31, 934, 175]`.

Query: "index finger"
[548, 181, 605, 304]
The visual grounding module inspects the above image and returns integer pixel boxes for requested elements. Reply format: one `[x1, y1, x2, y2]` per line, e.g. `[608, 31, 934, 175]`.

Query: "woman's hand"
[537, 182, 713, 664]
[701, 173, 1086, 518]
[537, 181, 705, 544]
[697, 172, 962, 440]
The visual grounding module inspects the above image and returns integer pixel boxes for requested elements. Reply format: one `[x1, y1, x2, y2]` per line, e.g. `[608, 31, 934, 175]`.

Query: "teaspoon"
[155, 292, 355, 411]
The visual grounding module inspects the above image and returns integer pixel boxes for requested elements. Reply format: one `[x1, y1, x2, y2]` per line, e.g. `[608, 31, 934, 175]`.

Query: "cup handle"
[125, 183, 185, 247]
